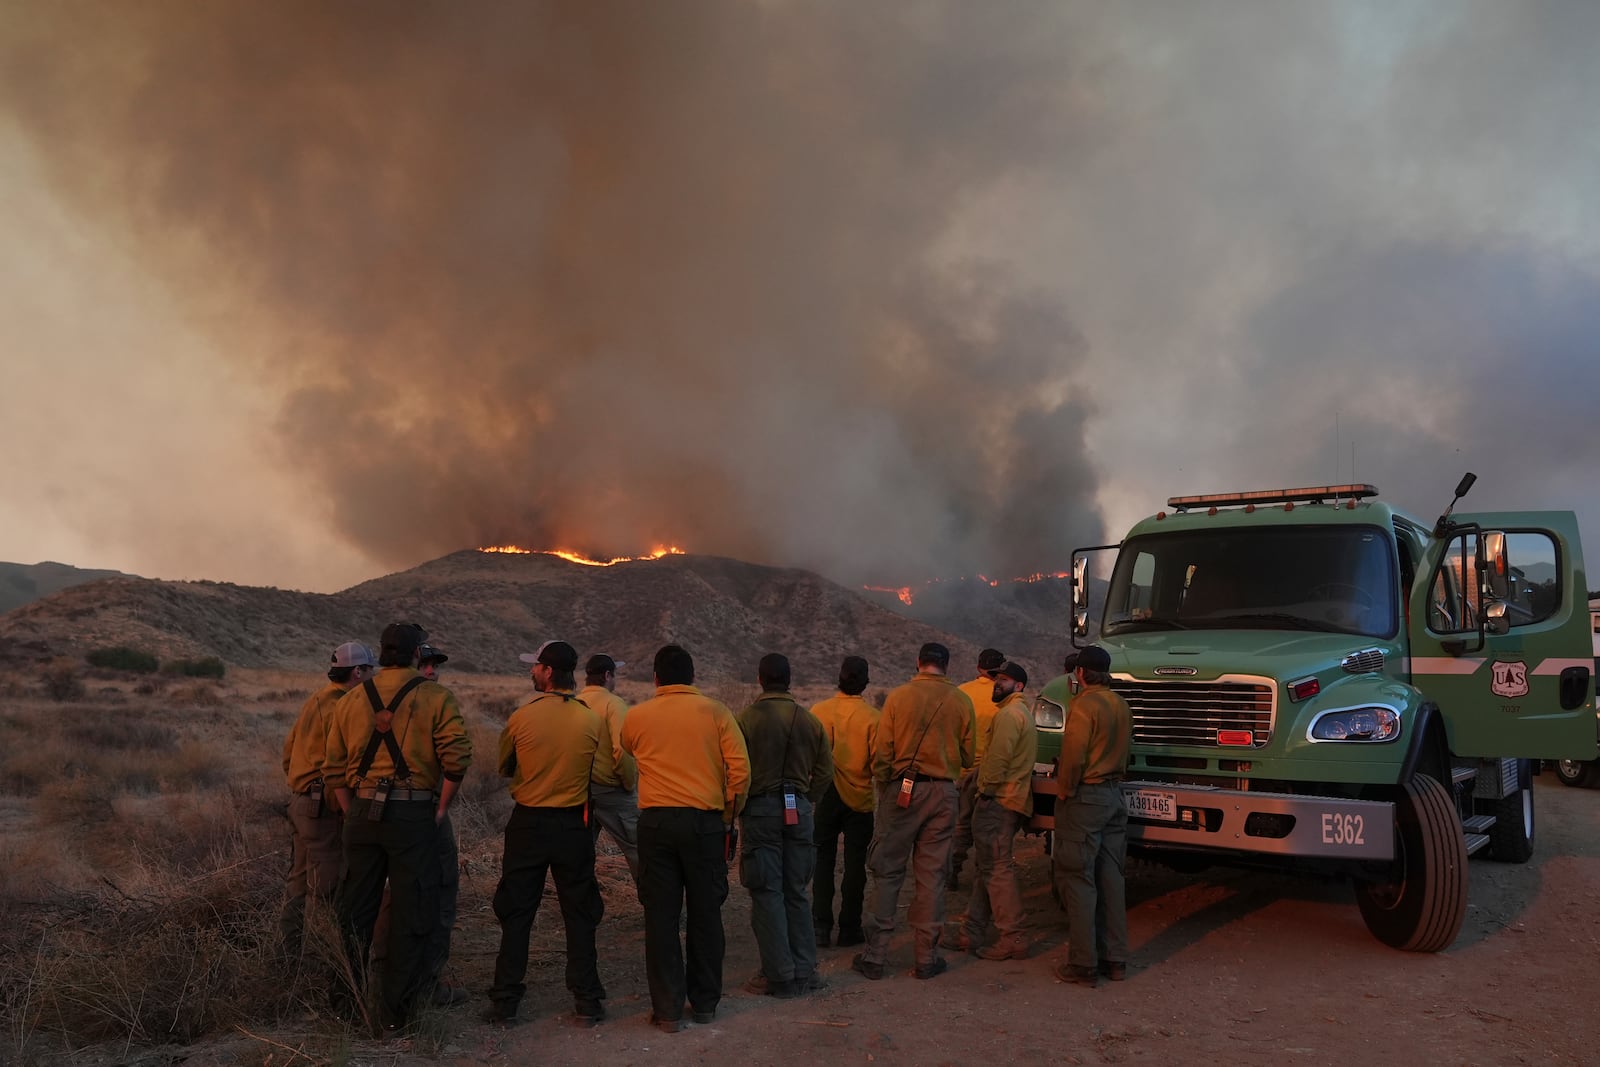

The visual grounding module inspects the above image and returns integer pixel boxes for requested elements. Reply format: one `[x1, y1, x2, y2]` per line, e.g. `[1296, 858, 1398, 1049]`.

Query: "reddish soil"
[242, 774, 1600, 1066]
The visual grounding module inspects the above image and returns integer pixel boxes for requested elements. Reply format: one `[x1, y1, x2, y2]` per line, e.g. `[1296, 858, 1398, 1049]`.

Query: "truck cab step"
[1463, 832, 1492, 857]
[1461, 814, 1495, 834]
[1451, 765, 1478, 786]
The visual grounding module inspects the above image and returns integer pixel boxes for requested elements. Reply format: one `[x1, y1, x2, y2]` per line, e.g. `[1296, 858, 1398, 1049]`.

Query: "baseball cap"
[585, 653, 625, 675]
[977, 647, 1006, 671]
[1071, 645, 1112, 673]
[331, 641, 375, 669]
[997, 661, 1027, 686]
[520, 640, 578, 672]
[380, 622, 428, 658]
[418, 643, 449, 666]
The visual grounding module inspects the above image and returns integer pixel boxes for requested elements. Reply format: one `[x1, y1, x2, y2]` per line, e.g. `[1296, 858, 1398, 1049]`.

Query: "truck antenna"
[1432, 472, 1477, 538]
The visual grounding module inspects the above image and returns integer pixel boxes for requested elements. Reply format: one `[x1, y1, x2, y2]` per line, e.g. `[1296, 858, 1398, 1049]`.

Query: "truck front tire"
[1554, 759, 1600, 788]
[1354, 774, 1467, 952]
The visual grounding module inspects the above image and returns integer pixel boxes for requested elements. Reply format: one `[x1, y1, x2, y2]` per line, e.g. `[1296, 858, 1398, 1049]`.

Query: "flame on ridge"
[862, 570, 1072, 606]
[479, 544, 686, 566]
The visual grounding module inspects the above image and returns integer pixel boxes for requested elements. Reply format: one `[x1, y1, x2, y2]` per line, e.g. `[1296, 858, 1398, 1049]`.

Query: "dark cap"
[977, 647, 1006, 671]
[380, 622, 428, 656]
[758, 652, 791, 690]
[417, 643, 448, 666]
[917, 642, 951, 669]
[998, 661, 1028, 686]
[520, 640, 578, 672]
[1071, 645, 1112, 673]
[585, 653, 625, 676]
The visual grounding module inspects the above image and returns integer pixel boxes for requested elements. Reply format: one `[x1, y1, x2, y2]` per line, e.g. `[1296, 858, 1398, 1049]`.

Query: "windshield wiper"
[1104, 618, 1191, 633]
[1200, 612, 1343, 633]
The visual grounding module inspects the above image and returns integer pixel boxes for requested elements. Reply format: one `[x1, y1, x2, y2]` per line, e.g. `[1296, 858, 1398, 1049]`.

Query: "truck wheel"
[1487, 759, 1535, 863]
[1354, 774, 1467, 952]
[1554, 759, 1600, 788]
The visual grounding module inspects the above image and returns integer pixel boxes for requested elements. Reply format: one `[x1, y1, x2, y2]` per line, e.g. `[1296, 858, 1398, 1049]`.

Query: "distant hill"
[0, 561, 130, 616]
[0, 549, 984, 685]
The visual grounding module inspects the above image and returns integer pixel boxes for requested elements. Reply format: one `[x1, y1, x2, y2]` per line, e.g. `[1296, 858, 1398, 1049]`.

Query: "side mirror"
[1481, 531, 1509, 601]
[1484, 600, 1510, 636]
[1072, 556, 1088, 609]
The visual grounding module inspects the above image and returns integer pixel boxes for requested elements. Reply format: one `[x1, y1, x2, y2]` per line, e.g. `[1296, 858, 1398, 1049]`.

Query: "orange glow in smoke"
[479, 544, 686, 566]
[863, 585, 916, 606]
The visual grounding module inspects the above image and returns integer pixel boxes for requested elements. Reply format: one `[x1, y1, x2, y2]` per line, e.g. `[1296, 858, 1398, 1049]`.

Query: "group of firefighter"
[279, 621, 1134, 1034]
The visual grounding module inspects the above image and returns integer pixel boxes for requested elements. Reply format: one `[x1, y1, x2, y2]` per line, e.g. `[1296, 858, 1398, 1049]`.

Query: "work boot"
[850, 954, 884, 981]
[800, 972, 829, 992]
[768, 978, 800, 999]
[573, 999, 606, 1027]
[649, 1012, 683, 1034]
[913, 957, 949, 980]
[743, 972, 771, 996]
[1099, 961, 1127, 982]
[1053, 962, 1099, 987]
[431, 983, 470, 1007]
[977, 940, 1028, 961]
[481, 1000, 518, 1026]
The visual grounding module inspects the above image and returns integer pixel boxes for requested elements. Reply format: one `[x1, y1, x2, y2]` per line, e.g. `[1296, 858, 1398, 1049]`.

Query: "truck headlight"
[1034, 697, 1065, 730]
[1309, 706, 1401, 742]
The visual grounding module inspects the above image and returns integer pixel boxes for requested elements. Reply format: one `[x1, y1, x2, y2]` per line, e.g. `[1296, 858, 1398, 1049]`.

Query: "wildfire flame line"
[862, 570, 1072, 606]
[479, 545, 686, 566]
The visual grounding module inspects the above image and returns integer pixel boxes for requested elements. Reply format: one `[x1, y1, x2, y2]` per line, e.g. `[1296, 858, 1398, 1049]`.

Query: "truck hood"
[1105, 630, 1397, 681]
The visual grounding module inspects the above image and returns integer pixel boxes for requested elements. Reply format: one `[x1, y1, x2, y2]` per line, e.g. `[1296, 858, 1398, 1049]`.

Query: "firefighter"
[949, 647, 1006, 889]
[620, 645, 750, 1033]
[324, 622, 471, 1032]
[1051, 645, 1132, 987]
[809, 655, 879, 949]
[960, 661, 1037, 960]
[737, 653, 833, 998]
[853, 642, 975, 981]
[280, 641, 374, 952]
[577, 653, 640, 884]
[484, 641, 610, 1027]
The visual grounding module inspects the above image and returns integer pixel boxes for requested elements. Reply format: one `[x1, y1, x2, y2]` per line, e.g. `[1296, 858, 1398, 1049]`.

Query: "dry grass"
[0, 663, 664, 1064]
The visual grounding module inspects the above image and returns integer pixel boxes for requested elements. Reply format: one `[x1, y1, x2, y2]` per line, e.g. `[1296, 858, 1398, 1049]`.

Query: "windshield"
[1102, 524, 1397, 638]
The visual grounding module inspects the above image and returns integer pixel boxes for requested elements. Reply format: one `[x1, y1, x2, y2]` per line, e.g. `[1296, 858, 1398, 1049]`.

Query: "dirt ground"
[238, 773, 1600, 1067]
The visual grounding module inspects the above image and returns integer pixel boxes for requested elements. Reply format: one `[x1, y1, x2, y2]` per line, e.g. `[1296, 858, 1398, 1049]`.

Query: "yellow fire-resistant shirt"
[499, 689, 611, 808]
[324, 666, 473, 791]
[873, 673, 975, 785]
[1057, 683, 1132, 799]
[621, 684, 751, 818]
[959, 675, 1003, 765]
[282, 680, 351, 793]
[577, 684, 636, 790]
[978, 691, 1039, 817]
[809, 692, 881, 813]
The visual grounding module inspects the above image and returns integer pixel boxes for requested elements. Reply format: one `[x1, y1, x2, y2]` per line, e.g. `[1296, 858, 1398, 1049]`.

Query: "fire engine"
[1030, 475, 1597, 951]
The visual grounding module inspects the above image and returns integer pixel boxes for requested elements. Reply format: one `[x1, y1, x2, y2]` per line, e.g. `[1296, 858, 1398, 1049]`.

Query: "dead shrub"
[40, 661, 84, 703]
[36, 777, 115, 830]
[60, 715, 178, 754]
[169, 683, 224, 708]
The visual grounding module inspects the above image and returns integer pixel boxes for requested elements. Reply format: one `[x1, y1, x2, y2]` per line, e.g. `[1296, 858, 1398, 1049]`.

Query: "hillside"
[0, 549, 985, 685]
[0, 560, 130, 615]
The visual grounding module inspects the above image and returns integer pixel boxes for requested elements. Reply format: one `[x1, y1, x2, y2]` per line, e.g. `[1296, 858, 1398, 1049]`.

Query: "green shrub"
[160, 657, 227, 679]
[86, 647, 159, 674]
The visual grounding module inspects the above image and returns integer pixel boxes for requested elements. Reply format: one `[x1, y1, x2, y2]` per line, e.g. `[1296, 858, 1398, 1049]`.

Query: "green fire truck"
[1029, 476, 1597, 951]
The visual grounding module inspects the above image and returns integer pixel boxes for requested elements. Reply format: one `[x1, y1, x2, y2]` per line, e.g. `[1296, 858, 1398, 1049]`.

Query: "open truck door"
[1408, 510, 1597, 761]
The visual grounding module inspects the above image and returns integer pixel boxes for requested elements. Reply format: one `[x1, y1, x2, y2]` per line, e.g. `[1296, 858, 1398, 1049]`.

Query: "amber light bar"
[1168, 484, 1379, 510]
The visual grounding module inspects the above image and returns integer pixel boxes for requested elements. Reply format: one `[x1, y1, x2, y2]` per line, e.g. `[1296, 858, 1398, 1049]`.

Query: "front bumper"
[1029, 772, 1395, 861]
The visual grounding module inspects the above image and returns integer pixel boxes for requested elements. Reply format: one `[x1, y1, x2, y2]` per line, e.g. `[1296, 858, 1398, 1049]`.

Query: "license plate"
[1127, 789, 1177, 822]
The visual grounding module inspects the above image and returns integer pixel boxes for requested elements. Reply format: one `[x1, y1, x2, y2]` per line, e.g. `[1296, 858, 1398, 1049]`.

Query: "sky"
[1, 2, 1596, 594]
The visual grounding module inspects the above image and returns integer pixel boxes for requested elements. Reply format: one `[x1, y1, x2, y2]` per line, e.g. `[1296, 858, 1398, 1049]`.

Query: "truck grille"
[1111, 677, 1276, 748]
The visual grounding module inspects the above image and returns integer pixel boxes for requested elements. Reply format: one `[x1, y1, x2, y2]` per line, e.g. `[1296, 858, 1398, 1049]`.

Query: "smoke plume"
[0, 3, 1104, 586]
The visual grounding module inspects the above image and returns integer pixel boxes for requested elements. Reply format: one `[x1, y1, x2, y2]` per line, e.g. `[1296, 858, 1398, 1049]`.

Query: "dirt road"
[334, 774, 1600, 1067]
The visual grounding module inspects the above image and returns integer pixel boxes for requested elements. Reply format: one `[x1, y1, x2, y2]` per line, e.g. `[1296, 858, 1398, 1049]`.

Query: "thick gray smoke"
[0, 3, 1104, 584]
